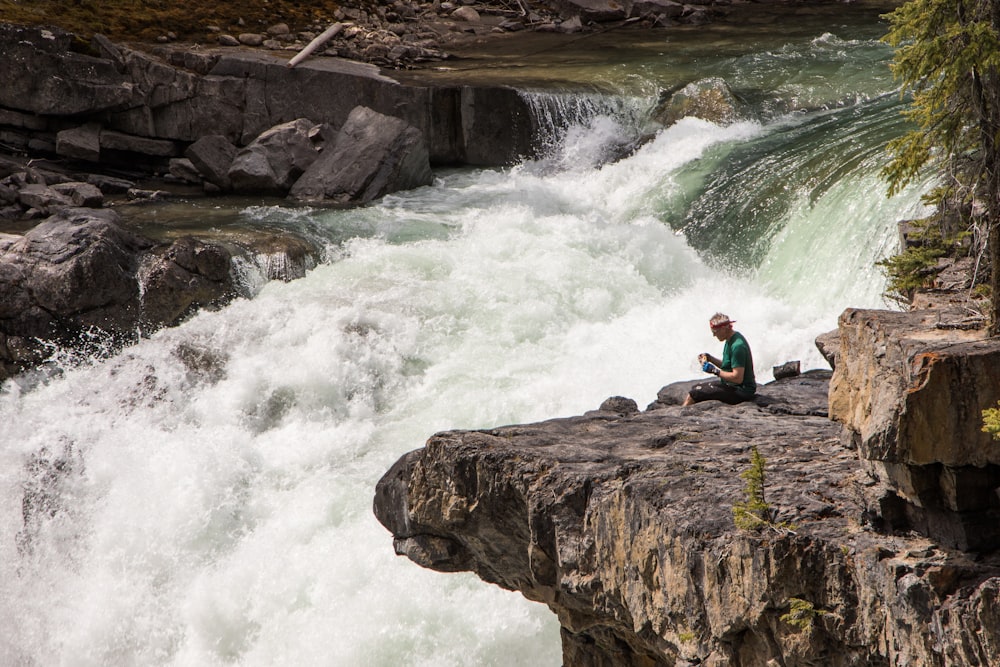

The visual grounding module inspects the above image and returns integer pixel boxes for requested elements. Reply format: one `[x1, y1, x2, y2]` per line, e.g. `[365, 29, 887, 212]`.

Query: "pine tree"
[883, 0, 1000, 332]
[733, 446, 770, 531]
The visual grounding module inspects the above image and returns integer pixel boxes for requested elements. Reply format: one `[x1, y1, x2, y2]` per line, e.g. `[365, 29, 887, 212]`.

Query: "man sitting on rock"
[682, 313, 756, 406]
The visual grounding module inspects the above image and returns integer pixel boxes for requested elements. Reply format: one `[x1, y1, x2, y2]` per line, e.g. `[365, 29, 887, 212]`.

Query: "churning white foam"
[0, 82, 927, 666]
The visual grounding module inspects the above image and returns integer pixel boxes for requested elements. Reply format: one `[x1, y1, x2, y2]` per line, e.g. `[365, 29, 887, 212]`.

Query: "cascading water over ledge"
[1, 8, 937, 666]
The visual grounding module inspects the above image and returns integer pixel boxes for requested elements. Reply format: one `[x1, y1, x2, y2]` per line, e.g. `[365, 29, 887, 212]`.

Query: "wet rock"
[0, 208, 150, 363]
[289, 106, 433, 205]
[127, 188, 170, 202]
[653, 77, 744, 126]
[0, 207, 237, 380]
[173, 341, 229, 385]
[138, 237, 234, 328]
[241, 234, 321, 282]
[17, 439, 84, 555]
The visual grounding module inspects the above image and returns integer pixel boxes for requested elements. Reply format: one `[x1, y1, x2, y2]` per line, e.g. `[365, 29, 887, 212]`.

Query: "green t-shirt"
[721, 331, 756, 394]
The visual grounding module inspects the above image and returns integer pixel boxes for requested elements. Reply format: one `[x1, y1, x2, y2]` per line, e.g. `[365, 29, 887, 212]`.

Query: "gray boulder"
[168, 157, 203, 184]
[0, 208, 151, 344]
[289, 106, 433, 205]
[185, 135, 239, 189]
[16, 184, 73, 214]
[51, 182, 105, 208]
[549, 0, 627, 22]
[56, 124, 102, 162]
[652, 77, 744, 127]
[138, 237, 233, 327]
[0, 208, 236, 381]
[629, 0, 684, 19]
[228, 118, 324, 194]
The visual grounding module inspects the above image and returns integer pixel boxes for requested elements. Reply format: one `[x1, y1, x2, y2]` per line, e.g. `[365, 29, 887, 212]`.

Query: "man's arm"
[720, 366, 744, 384]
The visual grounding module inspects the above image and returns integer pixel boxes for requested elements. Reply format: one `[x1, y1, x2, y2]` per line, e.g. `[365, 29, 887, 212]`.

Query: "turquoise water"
[0, 9, 931, 666]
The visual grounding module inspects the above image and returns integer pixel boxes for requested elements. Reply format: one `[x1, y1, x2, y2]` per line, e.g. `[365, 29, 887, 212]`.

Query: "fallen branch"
[287, 22, 344, 68]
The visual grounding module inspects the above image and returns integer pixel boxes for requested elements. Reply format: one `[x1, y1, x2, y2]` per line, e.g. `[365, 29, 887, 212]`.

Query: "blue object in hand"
[702, 361, 720, 375]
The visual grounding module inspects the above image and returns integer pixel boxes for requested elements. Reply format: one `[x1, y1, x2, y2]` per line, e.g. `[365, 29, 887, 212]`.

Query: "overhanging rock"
[374, 377, 1000, 666]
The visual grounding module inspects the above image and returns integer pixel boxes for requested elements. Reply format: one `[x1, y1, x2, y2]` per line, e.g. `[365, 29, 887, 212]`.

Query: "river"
[1, 5, 932, 666]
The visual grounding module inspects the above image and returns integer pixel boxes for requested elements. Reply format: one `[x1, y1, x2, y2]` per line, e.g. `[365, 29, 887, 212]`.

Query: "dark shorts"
[688, 380, 756, 406]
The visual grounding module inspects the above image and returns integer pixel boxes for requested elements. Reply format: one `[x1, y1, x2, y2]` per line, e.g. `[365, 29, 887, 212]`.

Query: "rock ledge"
[375, 369, 1000, 666]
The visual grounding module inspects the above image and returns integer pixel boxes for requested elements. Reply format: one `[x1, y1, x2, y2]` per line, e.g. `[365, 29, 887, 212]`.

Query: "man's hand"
[702, 361, 720, 376]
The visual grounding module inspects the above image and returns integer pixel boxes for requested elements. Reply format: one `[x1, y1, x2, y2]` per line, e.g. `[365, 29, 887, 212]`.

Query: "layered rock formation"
[0, 23, 535, 173]
[829, 305, 1000, 551]
[375, 370, 1000, 665]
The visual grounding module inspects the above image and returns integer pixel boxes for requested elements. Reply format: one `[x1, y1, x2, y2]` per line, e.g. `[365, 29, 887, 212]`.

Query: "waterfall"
[1, 13, 933, 667]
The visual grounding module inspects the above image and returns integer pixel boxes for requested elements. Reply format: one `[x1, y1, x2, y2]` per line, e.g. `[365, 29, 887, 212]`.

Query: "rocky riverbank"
[0, 0, 777, 71]
[0, 19, 526, 379]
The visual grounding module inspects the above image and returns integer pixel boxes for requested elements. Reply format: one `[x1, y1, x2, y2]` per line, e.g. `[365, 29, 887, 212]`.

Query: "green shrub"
[982, 402, 1000, 440]
[877, 216, 957, 298]
[733, 446, 771, 531]
[780, 597, 827, 632]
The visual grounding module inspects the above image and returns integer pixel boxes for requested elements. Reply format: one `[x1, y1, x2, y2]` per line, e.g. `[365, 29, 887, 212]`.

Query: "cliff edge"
[374, 277, 1000, 665]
